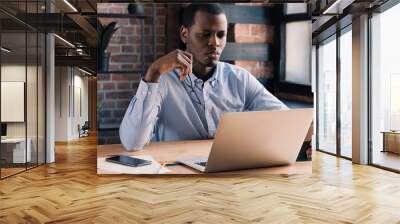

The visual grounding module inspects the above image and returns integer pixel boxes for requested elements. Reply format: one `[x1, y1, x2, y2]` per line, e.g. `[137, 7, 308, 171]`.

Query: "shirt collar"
[184, 62, 221, 88]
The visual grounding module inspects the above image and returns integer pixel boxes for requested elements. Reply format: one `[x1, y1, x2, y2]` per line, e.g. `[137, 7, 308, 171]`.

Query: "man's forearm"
[119, 81, 161, 150]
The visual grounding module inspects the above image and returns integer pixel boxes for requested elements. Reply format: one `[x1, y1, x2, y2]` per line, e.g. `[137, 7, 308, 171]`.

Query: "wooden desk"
[97, 140, 311, 175]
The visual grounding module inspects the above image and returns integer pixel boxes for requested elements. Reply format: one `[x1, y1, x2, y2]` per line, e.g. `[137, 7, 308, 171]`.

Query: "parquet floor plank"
[0, 135, 399, 223]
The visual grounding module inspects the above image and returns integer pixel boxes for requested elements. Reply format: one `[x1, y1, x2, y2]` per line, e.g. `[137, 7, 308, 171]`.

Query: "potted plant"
[97, 21, 119, 72]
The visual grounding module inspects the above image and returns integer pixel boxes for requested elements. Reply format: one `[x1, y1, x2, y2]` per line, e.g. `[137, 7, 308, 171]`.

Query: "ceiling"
[0, 0, 99, 71]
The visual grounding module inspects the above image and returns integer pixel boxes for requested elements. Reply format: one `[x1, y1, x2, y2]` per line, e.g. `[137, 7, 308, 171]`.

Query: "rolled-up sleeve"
[119, 79, 162, 151]
[244, 71, 288, 111]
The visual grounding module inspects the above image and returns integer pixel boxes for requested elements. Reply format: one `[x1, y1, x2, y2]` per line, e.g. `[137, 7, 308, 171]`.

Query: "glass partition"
[1, 31, 28, 177]
[317, 36, 337, 154]
[0, 0, 46, 179]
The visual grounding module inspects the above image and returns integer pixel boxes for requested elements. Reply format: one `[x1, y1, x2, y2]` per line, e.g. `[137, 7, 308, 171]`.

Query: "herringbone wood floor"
[1, 134, 400, 224]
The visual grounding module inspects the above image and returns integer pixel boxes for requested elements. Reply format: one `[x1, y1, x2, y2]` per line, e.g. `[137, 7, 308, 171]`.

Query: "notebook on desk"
[177, 108, 313, 173]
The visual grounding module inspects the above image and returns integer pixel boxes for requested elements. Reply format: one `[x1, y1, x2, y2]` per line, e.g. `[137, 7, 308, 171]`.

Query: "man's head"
[180, 4, 227, 69]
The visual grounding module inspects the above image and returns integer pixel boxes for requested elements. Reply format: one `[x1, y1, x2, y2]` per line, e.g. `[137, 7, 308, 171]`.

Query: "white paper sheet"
[97, 155, 170, 174]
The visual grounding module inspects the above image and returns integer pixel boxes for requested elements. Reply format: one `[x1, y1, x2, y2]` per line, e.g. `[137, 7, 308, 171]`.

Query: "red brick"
[235, 23, 274, 43]
[101, 82, 115, 90]
[236, 35, 268, 43]
[116, 100, 131, 108]
[144, 26, 151, 34]
[108, 64, 120, 70]
[250, 24, 267, 35]
[126, 36, 141, 44]
[156, 26, 165, 35]
[97, 4, 108, 13]
[129, 19, 140, 26]
[143, 7, 151, 15]
[144, 55, 155, 62]
[120, 27, 135, 35]
[156, 45, 165, 54]
[106, 45, 121, 53]
[235, 61, 256, 74]
[235, 61, 273, 79]
[105, 91, 133, 100]
[109, 6, 124, 14]
[117, 83, 131, 89]
[118, 18, 130, 26]
[112, 74, 131, 81]
[156, 36, 166, 43]
[97, 74, 110, 81]
[120, 64, 133, 70]
[111, 55, 138, 63]
[156, 6, 166, 15]
[235, 24, 250, 35]
[265, 25, 274, 43]
[101, 101, 115, 108]
[156, 17, 165, 25]
[97, 92, 105, 101]
[111, 35, 127, 44]
[143, 45, 152, 53]
[122, 45, 135, 53]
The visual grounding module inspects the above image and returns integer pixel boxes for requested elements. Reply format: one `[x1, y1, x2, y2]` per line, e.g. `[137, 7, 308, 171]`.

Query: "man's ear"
[180, 26, 189, 44]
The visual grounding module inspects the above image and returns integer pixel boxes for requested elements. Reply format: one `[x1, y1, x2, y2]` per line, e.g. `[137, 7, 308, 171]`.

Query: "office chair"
[79, 121, 90, 138]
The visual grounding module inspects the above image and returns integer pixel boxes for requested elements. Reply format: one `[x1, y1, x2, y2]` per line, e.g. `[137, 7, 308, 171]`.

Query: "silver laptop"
[177, 108, 313, 173]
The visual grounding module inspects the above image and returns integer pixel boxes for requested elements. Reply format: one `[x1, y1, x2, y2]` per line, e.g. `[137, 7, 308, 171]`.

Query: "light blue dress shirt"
[119, 61, 288, 151]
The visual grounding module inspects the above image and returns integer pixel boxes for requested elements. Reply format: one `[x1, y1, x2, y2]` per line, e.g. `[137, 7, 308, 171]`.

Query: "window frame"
[274, 3, 313, 97]
[314, 21, 353, 160]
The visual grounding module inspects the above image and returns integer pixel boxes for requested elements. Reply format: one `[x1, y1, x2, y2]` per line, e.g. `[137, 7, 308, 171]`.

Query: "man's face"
[181, 10, 227, 68]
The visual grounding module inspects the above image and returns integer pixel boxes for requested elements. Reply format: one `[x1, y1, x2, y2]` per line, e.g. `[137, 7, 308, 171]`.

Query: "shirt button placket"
[204, 83, 214, 137]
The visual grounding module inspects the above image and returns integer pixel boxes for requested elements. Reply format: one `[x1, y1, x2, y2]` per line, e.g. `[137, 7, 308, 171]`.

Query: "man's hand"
[144, 49, 192, 82]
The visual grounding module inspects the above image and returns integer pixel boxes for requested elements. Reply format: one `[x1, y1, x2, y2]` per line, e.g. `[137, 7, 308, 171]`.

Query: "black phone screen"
[106, 155, 152, 167]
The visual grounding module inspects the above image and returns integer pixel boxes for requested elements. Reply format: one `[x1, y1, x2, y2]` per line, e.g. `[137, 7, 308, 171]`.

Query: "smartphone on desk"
[106, 155, 152, 167]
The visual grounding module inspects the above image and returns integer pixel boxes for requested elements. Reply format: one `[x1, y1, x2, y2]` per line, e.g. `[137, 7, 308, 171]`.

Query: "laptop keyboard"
[195, 162, 207, 167]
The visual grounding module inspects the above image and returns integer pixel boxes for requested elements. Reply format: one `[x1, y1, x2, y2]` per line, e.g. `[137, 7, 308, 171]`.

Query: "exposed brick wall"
[234, 24, 274, 80]
[97, 3, 167, 144]
[233, 4, 274, 81]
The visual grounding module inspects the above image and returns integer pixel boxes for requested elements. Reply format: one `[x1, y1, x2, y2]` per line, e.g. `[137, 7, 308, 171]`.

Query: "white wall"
[55, 66, 69, 141]
[54, 67, 89, 141]
[70, 72, 89, 139]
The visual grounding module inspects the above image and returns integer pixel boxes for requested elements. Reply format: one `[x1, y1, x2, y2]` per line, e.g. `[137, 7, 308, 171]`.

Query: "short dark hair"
[181, 3, 225, 28]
